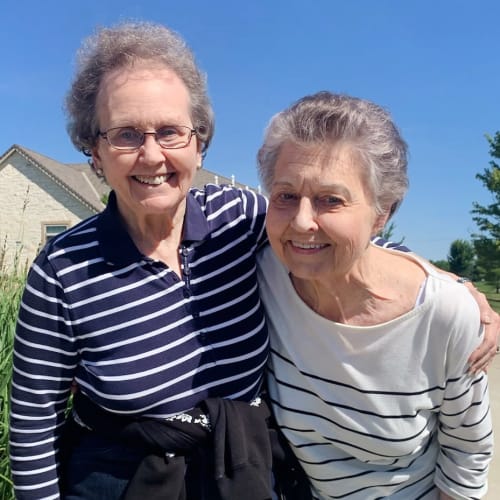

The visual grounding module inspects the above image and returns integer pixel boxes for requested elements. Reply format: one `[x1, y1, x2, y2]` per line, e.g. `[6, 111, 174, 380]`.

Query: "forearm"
[436, 371, 492, 498]
[10, 264, 76, 498]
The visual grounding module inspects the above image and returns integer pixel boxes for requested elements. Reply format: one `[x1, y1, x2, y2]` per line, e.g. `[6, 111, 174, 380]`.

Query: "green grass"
[0, 271, 24, 500]
[477, 282, 500, 314]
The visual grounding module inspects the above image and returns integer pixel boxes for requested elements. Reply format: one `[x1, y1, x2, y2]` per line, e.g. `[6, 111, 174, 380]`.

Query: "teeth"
[135, 175, 168, 185]
[292, 242, 326, 249]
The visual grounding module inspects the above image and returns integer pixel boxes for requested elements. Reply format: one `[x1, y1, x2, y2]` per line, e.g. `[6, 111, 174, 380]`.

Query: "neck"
[291, 246, 426, 325]
[117, 199, 186, 274]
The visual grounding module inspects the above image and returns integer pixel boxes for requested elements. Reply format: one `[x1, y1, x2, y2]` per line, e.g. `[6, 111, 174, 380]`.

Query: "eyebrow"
[272, 181, 353, 199]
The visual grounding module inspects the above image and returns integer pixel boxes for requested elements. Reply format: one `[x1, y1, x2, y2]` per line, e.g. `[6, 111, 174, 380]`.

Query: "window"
[43, 223, 69, 244]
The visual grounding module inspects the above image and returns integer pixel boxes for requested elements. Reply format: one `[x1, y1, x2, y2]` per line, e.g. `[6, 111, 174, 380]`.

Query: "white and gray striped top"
[258, 246, 493, 500]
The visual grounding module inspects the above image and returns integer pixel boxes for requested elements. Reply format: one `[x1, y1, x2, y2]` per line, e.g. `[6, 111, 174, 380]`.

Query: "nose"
[139, 133, 166, 164]
[291, 197, 319, 232]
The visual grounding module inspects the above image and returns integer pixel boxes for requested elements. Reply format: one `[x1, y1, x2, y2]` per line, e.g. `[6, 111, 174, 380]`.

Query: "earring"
[95, 168, 104, 177]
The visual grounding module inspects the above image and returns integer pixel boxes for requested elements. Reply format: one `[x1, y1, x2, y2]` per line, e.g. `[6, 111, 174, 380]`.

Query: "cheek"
[175, 150, 200, 176]
[320, 216, 365, 246]
[265, 210, 285, 246]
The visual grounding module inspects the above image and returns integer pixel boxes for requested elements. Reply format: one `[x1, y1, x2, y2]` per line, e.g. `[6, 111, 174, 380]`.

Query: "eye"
[114, 127, 142, 143]
[279, 192, 297, 201]
[156, 126, 180, 140]
[271, 191, 298, 207]
[317, 195, 344, 208]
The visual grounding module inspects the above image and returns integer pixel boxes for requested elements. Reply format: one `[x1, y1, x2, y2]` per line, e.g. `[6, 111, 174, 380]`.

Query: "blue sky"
[1, 0, 499, 261]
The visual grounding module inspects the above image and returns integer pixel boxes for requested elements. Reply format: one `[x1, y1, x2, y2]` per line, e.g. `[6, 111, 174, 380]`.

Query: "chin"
[287, 265, 322, 281]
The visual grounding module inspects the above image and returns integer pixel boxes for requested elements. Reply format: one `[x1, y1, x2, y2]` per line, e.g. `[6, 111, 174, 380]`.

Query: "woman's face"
[92, 64, 201, 221]
[266, 142, 386, 281]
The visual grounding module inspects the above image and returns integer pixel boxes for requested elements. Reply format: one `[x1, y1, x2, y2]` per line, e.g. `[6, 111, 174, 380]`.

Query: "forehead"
[274, 141, 362, 177]
[96, 63, 191, 123]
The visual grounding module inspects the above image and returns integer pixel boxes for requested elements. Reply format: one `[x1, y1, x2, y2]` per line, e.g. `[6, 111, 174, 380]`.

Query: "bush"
[0, 271, 25, 500]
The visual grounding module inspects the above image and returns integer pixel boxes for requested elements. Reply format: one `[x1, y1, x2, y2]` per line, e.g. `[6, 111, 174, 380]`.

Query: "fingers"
[469, 355, 493, 375]
[460, 281, 499, 373]
[467, 285, 492, 324]
[468, 339, 498, 374]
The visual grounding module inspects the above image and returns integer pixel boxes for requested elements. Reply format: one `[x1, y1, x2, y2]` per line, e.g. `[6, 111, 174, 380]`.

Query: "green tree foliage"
[430, 259, 450, 272]
[471, 132, 500, 290]
[377, 221, 405, 244]
[473, 237, 500, 292]
[447, 239, 475, 277]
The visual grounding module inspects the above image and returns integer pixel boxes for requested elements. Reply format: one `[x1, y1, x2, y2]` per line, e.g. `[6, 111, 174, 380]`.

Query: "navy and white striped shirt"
[10, 185, 269, 499]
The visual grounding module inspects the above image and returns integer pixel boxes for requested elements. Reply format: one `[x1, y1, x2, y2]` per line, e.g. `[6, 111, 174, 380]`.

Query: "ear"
[91, 146, 103, 171]
[195, 139, 203, 169]
[372, 212, 390, 235]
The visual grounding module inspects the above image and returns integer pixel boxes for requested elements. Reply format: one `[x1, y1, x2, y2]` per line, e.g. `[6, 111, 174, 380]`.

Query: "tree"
[430, 259, 450, 272]
[471, 132, 500, 289]
[377, 221, 405, 244]
[447, 239, 475, 277]
[473, 237, 500, 292]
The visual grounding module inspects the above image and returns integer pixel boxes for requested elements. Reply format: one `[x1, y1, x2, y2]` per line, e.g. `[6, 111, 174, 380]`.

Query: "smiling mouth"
[290, 241, 328, 250]
[133, 174, 173, 185]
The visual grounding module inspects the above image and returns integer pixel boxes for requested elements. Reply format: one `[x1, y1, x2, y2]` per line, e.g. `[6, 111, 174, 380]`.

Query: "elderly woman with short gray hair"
[257, 91, 493, 499]
[9, 21, 270, 500]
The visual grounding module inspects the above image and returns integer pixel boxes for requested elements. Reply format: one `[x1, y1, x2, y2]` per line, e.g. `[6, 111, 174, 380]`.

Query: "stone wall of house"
[0, 152, 96, 269]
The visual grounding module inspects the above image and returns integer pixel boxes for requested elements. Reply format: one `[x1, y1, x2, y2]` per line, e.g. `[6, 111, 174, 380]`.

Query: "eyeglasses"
[98, 125, 197, 151]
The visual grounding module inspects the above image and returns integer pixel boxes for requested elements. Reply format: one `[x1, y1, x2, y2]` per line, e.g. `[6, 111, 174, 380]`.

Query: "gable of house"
[0, 145, 108, 269]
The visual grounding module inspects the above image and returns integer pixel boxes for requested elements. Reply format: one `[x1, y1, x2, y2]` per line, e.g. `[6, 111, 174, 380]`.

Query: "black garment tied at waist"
[69, 392, 274, 500]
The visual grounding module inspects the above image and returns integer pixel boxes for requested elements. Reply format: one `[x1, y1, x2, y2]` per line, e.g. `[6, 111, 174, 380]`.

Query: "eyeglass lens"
[105, 126, 193, 149]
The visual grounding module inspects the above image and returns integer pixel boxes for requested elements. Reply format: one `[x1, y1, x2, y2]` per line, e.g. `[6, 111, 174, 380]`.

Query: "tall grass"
[0, 267, 25, 500]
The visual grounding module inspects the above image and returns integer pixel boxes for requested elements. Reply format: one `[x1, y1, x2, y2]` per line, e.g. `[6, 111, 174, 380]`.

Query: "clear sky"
[1, 0, 499, 261]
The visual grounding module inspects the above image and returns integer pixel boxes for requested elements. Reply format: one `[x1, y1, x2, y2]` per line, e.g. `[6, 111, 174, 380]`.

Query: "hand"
[464, 281, 500, 374]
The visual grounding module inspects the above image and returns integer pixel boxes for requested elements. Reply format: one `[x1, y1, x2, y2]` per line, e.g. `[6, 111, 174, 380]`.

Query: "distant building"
[0, 144, 256, 268]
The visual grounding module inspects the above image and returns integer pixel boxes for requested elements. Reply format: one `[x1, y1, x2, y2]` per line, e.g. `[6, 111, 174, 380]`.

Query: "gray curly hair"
[257, 91, 408, 218]
[65, 21, 214, 157]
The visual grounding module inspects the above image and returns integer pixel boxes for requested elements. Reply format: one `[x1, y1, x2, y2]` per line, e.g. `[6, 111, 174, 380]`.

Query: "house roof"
[1, 144, 108, 213]
[0, 144, 258, 215]
[193, 167, 254, 190]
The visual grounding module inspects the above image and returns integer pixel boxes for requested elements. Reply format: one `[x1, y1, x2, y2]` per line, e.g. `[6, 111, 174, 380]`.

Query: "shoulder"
[371, 236, 411, 252]
[189, 185, 268, 238]
[29, 213, 103, 278]
[427, 272, 481, 320]
[424, 273, 483, 370]
[190, 184, 267, 212]
[38, 214, 100, 260]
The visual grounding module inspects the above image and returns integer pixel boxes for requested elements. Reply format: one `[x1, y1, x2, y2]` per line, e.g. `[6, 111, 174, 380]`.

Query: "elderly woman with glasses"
[257, 92, 493, 499]
[9, 22, 498, 500]
[9, 22, 272, 500]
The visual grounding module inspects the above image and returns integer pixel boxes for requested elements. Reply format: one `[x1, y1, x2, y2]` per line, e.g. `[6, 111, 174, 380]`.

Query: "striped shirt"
[257, 246, 493, 500]
[9, 185, 269, 500]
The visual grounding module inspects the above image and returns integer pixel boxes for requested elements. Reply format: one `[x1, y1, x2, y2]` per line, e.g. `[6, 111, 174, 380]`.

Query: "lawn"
[477, 282, 500, 314]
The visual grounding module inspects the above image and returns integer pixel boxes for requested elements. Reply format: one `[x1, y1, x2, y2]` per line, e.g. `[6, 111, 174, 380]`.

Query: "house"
[0, 144, 257, 269]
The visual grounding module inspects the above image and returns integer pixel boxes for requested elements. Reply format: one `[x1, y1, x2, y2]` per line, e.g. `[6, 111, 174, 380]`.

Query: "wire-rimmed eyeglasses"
[98, 125, 197, 151]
